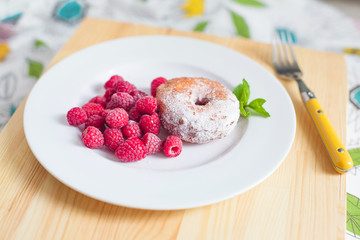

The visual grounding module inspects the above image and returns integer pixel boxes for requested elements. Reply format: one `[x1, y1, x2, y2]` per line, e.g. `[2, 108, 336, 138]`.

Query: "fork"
[272, 31, 353, 173]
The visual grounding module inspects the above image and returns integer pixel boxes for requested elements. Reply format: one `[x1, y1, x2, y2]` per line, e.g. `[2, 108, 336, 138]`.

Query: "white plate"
[24, 36, 296, 210]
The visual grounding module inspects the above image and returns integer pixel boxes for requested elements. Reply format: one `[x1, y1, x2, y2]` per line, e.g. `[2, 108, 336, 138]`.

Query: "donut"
[156, 77, 240, 143]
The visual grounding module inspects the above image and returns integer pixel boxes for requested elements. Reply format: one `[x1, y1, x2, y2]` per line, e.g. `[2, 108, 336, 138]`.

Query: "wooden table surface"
[0, 18, 348, 239]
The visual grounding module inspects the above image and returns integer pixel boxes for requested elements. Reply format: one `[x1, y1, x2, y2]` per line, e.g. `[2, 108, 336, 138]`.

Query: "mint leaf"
[233, 84, 243, 101]
[232, 0, 265, 7]
[194, 21, 209, 32]
[240, 101, 250, 118]
[247, 98, 270, 117]
[233, 79, 251, 118]
[233, 79, 270, 119]
[240, 79, 250, 105]
[232, 79, 249, 104]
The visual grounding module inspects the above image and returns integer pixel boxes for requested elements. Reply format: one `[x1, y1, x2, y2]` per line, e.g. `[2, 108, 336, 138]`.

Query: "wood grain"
[0, 18, 347, 239]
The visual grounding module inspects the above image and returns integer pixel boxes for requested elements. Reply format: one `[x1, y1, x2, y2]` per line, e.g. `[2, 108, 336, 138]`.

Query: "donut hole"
[195, 97, 210, 106]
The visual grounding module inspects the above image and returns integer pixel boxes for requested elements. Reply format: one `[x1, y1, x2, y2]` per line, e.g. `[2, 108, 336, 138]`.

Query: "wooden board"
[0, 18, 347, 239]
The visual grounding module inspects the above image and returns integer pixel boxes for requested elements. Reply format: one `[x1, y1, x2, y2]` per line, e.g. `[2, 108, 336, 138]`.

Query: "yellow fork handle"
[305, 98, 353, 173]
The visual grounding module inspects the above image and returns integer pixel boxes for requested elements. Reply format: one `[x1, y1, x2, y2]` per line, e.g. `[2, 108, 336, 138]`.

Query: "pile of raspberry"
[66, 75, 182, 162]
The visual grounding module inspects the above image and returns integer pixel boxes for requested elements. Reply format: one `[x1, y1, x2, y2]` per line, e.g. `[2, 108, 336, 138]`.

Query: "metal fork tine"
[280, 31, 291, 66]
[274, 34, 284, 66]
[271, 34, 278, 66]
[286, 31, 298, 67]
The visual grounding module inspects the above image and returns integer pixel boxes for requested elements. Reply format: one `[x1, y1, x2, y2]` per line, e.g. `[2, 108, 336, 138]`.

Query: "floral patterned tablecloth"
[1, 0, 360, 238]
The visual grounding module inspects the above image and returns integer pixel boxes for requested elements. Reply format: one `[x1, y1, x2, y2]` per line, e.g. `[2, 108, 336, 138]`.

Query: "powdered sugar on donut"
[156, 77, 240, 143]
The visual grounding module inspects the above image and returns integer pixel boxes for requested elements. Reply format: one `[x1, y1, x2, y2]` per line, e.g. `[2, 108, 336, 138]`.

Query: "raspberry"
[163, 136, 182, 157]
[139, 113, 160, 135]
[115, 137, 147, 162]
[122, 121, 142, 139]
[103, 128, 124, 151]
[85, 114, 106, 132]
[104, 75, 124, 89]
[135, 96, 157, 114]
[81, 126, 104, 149]
[82, 103, 104, 117]
[106, 92, 135, 111]
[104, 88, 116, 102]
[105, 108, 129, 129]
[114, 81, 136, 93]
[101, 109, 111, 119]
[129, 90, 147, 102]
[89, 96, 107, 108]
[128, 107, 142, 122]
[67, 107, 87, 126]
[151, 77, 167, 97]
[141, 133, 162, 154]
